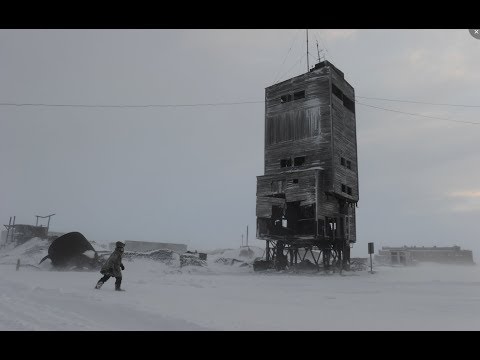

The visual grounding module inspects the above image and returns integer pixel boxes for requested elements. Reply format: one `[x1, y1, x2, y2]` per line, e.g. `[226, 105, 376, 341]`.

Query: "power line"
[307, 52, 317, 65]
[272, 29, 302, 84]
[356, 96, 480, 108]
[275, 52, 307, 84]
[355, 100, 480, 125]
[0, 100, 265, 108]
[1, 98, 480, 126]
[1, 96, 479, 111]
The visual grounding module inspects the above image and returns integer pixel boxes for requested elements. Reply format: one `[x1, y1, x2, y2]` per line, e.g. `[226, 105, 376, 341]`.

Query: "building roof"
[381, 246, 468, 252]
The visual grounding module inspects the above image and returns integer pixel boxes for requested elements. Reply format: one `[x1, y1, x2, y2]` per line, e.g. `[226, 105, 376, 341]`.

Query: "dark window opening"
[272, 205, 284, 219]
[294, 156, 306, 166]
[292, 179, 299, 184]
[280, 158, 292, 168]
[347, 186, 352, 195]
[271, 180, 286, 193]
[317, 219, 325, 237]
[298, 220, 315, 235]
[283, 202, 315, 236]
[293, 90, 305, 100]
[331, 83, 343, 100]
[343, 95, 355, 114]
[341, 184, 346, 192]
[280, 94, 292, 103]
[341, 157, 346, 166]
[346, 160, 351, 169]
[299, 204, 315, 219]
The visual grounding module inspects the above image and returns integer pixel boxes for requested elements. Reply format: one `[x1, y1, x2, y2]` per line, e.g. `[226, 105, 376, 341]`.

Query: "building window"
[280, 158, 292, 167]
[341, 157, 353, 170]
[300, 204, 315, 219]
[347, 186, 352, 195]
[341, 184, 346, 192]
[294, 156, 306, 166]
[280, 94, 292, 103]
[292, 179, 299, 184]
[332, 83, 343, 100]
[343, 95, 355, 114]
[271, 180, 286, 193]
[332, 83, 355, 114]
[270, 180, 285, 194]
[280, 90, 305, 103]
[293, 90, 305, 100]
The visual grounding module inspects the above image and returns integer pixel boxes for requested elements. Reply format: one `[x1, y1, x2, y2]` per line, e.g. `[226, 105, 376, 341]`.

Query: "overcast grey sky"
[1, 29, 479, 257]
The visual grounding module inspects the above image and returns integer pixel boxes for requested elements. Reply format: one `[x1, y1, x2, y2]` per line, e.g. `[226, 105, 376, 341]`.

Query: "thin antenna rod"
[316, 40, 320, 63]
[306, 29, 309, 72]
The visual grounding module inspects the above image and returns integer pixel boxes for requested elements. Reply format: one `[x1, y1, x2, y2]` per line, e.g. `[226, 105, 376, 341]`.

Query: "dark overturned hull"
[39, 232, 101, 270]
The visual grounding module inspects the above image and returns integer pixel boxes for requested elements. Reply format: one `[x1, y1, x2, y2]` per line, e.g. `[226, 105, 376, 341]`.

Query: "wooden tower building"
[255, 60, 358, 271]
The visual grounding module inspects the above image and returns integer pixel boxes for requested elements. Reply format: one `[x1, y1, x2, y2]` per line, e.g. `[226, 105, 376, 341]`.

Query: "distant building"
[1, 225, 48, 246]
[375, 246, 474, 265]
[1, 227, 66, 248]
[109, 240, 187, 254]
[1, 230, 7, 245]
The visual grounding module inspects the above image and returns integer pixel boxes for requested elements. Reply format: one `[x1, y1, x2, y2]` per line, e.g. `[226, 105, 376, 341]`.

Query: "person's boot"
[115, 278, 125, 291]
[95, 281, 104, 289]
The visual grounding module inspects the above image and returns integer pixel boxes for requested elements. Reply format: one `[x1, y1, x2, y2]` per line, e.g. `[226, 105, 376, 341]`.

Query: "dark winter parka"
[100, 247, 124, 278]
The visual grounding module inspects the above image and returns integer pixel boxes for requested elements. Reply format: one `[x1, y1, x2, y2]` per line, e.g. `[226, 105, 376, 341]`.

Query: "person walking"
[95, 241, 126, 291]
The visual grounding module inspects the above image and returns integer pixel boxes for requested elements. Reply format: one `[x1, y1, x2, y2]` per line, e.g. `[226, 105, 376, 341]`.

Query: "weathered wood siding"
[331, 70, 359, 202]
[264, 67, 334, 191]
[257, 61, 358, 243]
[347, 205, 356, 242]
[256, 195, 285, 218]
[315, 170, 340, 218]
[256, 171, 317, 207]
[256, 169, 342, 221]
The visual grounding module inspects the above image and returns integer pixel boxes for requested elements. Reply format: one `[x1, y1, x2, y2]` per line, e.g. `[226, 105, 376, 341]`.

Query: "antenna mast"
[306, 29, 309, 72]
[316, 40, 321, 62]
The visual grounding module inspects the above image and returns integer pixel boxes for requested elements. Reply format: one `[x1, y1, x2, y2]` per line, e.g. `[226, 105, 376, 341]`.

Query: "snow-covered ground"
[1, 239, 480, 330]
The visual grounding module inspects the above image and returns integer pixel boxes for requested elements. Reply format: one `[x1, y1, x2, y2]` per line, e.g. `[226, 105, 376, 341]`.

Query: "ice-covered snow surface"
[1, 238, 480, 330]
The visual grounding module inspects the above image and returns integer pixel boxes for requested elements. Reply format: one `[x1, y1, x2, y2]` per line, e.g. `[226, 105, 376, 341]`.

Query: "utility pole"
[5, 217, 12, 246]
[336, 221, 342, 275]
[368, 242, 374, 274]
[10, 216, 16, 244]
[306, 29, 309, 72]
[246, 225, 249, 248]
[316, 40, 321, 62]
